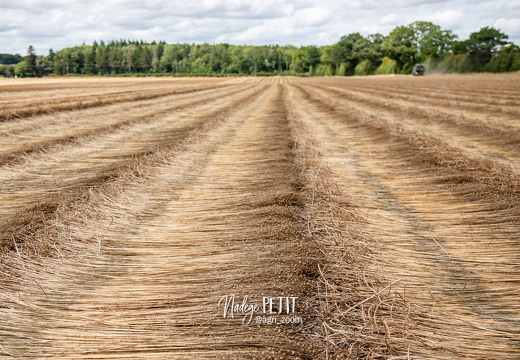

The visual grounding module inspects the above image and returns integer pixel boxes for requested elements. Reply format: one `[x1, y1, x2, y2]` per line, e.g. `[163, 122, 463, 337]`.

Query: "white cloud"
[219, 18, 298, 44]
[393, 0, 450, 5]
[346, 0, 379, 10]
[381, 13, 399, 26]
[504, 0, 520, 9]
[297, 7, 331, 27]
[1, 0, 519, 54]
[494, 18, 520, 32]
[427, 10, 465, 29]
[158, 0, 304, 19]
[347, 0, 449, 10]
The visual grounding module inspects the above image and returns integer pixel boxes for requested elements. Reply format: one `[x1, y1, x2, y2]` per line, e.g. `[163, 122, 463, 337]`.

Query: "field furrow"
[295, 83, 520, 195]
[288, 80, 520, 358]
[0, 78, 231, 122]
[0, 82, 319, 359]
[0, 84, 267, 252]
[308, 84, 520, 172]
[309, 74, 520, 103]
[0, 84, 249, 165]
[0, 75, 518, 359]
[320, 81, 520, 124]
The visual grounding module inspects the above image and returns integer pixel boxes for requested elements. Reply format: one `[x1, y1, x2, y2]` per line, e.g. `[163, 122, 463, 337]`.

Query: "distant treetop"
[4, 23, 519, 78]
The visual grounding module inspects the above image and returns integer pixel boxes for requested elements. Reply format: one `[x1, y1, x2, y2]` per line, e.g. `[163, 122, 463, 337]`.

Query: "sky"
[1, 0, 519, 55]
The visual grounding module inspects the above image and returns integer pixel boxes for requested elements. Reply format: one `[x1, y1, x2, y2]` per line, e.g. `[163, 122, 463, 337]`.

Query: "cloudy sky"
[1, 0, 519, 55]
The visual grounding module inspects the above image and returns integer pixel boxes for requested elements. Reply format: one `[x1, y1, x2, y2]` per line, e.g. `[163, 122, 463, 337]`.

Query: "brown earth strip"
[307, 84, 520, 172]
[0, 78, 232, 122]
[310, 74, 520, 103]
[0, 84, 267, 253]
[293, 82, 520, 203]
[0, 77, 208, 93]
[288, 79, 520, 358]
[0, 84, 252, 166]
[0, 81, 242, 137]
[320, 81, 520, 126]
[0, 80, 320, 359]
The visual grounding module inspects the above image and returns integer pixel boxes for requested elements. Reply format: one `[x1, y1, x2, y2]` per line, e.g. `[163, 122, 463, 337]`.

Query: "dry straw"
[0, 80, 320, 358]
[0, 81, 263, 253]
[0, 75, 519, 359]
[288, 76, 520, 358]
[0, 78, 230, 122]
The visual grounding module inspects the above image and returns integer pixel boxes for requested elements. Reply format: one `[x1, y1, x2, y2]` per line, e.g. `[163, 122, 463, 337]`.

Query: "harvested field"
[0, 74, 519, 359]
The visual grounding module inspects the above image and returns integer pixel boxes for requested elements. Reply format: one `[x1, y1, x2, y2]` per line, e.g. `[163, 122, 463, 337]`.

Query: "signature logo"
[217, 294, 300, 325]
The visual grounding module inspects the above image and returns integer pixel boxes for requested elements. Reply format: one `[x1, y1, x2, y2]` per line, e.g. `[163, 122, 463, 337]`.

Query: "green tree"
[15, 60, 30, 77]
[36, 55, 53, 76]
[109, 46, 123, 74]
[7, 66, 16, 77]
[216, 44, 231, 73]
[84, 48, 96, 75]
[289, 46, 321, 74]
[375, 57, 397, 74]
[151, 44, 164, 72]
[362, 34, 384, 67]
[281, 45, 296, 73]
[0, 64, 6, 76]
[332, 33, 385, 75]
[291, 48, 309, 73]
[318, 45, 335, 75]
[305, 46, 321, 74]
[332, 33, 363, 74]
[131, 46, 142, 73]
[156, 43, 164, 60]
[123, 46, 133, 73]
[465, 27, 509, 70]
[20, 29, 517, 77]
[382, 25, 418, 73]
[158, 45, 175, 73]
[95, 42, 109, 74]
[486, 44, 519, 72]
[409, 21, 456, 60]
[0, 53, 23, 64]
[274, 47, 285, 73]
[48, 49, 55, 63]
[263, 46, 281, 73]
[382, 22, 456, 73]
[26, 45, 37, 76]
[70, 50, 85, 74]
[355, 60, 374, 76]
[130, 44, 152, 73]
[53, 49, 72, 75]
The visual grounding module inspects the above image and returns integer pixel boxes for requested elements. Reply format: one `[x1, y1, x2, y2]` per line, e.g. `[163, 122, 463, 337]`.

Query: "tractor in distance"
[412, 63, 426, 76]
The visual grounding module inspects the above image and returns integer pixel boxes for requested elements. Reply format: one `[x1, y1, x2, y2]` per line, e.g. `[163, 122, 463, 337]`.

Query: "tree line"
[3, 21, 519, 78]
